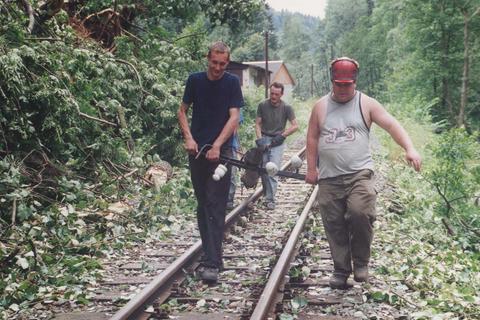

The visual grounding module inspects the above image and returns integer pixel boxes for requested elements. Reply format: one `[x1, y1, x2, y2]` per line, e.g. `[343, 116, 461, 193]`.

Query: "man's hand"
[405, 148, 422, 172]
[206, 144, 220, 162]
[184, 138, 198, 155]
[255, 137, 269, 147]
[305, 168, 318, 184]
[270, 134, 286, 147]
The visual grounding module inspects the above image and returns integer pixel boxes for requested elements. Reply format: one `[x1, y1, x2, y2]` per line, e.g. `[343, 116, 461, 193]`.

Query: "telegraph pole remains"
[264, 30, 269, 98]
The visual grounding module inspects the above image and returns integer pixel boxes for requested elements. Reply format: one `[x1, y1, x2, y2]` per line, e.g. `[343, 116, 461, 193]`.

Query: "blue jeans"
[260, 136, 285, 203]
[228, 150, 238, 203]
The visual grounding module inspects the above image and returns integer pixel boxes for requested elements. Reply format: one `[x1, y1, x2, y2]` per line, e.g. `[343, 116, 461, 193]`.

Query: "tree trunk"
[459, 9, 469, 128]
[458, 6, 480, 127]
[439, 2, 453, 121]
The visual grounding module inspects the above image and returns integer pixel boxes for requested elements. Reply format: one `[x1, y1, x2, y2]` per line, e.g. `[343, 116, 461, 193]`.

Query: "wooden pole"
[310, 64, 314, 97]
[264, 31, 269, 98]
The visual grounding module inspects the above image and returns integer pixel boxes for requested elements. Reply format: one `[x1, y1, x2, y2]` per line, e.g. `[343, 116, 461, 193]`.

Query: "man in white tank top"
[305, 57, 422, 289]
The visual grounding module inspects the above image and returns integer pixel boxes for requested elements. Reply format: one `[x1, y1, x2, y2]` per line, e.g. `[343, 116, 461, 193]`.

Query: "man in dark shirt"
[177, 41, 244, 282]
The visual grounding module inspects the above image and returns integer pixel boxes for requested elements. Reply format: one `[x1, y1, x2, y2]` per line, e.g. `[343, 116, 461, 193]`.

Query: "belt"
[261, 132, 277, 137]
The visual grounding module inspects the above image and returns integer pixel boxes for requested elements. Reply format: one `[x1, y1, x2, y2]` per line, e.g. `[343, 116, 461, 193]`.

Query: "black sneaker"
[266, 202, 275, 210]
[200, 267, 218, 282]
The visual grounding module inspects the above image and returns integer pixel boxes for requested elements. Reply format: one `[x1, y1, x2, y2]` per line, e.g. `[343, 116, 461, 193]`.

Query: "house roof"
[242, 60, 283, 73]
[227, 61, 270, 73]
[242, 60, 295, 85]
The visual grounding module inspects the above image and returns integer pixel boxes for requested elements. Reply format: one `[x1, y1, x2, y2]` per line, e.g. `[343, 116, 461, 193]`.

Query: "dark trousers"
[317, 169, 377, 276]
[189, 149, 232, 269]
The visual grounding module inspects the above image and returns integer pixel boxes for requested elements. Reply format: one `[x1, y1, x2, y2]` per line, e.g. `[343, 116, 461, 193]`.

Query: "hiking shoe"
[226, 201, 234, 210]
[266, 202, 276, 210]
[329, 274, 351, 289]
[200, 267, 218, 282]
[353, 265, 369, 282]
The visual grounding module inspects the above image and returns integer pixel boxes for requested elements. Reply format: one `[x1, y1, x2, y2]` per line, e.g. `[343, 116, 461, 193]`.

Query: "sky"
[265, 0, 327, 19]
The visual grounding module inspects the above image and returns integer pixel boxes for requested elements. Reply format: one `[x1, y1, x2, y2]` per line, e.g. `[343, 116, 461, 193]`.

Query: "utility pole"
[264, 30, 269, 98]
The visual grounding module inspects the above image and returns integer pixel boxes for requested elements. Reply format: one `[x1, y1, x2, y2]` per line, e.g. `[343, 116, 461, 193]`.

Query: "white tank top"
[317, 91, 374, 179]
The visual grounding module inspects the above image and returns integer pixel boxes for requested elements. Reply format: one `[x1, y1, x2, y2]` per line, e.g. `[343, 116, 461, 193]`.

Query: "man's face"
[332, 81, 356, 103]
[269, 86, 283, 105]
[207, 51, 229, 80]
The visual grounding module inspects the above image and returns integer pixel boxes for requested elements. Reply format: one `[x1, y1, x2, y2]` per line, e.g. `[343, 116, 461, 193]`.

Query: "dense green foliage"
[322, 0, 480, 131]
[372, 136, 479, 319]
[0, 0, 264, 316]
[425, 129, 480, 243]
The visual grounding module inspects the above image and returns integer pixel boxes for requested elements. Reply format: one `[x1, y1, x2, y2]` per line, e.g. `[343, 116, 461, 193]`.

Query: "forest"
[0, 0, 479, 319]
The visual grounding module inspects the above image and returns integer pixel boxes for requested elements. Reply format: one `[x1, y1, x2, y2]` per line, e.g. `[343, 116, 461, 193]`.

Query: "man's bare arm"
[369, 99, 422, 171]
[206, 107, 240, 161]
[177, 102, 197, 155]
[305, 103, 321, 184]
[255, 117, 262, 138]
[282, 118, 299, 137]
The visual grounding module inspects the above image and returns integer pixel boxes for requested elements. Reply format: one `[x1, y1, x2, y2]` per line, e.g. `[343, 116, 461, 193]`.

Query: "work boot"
[353, 265, 369, 282]
[200, 267, 218, 282]
[266, 202, 276, 210]
[329, 274, 352, 289]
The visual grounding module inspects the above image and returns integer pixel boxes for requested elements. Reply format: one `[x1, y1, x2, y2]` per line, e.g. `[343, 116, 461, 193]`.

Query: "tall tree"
[458, 3, 480, 127]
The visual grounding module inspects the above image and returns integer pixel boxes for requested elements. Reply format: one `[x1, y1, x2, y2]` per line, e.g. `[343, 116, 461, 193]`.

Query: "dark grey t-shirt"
[256, 100, 295, 136]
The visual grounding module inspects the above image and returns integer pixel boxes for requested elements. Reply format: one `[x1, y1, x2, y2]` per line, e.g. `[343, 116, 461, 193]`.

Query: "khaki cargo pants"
[316, 169, 377, 277]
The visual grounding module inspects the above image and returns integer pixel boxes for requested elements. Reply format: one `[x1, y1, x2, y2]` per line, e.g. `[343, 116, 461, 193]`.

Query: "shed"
[226, 61, 270, 90]
[242, 60, 295, 97]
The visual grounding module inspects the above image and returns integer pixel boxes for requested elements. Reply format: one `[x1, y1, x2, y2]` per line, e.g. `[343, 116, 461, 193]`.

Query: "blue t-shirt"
[182, 72, 244, 147]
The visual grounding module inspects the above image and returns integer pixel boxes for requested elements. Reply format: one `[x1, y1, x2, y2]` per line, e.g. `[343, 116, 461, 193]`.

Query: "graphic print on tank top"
[325, 126, 355, 144]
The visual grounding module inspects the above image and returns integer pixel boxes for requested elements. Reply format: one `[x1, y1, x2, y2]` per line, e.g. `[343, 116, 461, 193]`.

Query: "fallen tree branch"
[174, 31, 208, 42]
[113, 58, 143, 94]
[0, 246, 20, 270]
[441, 217, 455, 236]
[20, 0, 35, 33]
[81, 8, 118, 25]
[11, 198, 17, 225]
[76, 105, 117, 127]
[457, 217, 480, 238]
[25, 37, 62, 41]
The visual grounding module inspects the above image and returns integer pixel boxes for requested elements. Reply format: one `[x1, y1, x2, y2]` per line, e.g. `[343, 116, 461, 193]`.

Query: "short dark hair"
[208, 41, 230, 59]
[270, 82, 284, 94]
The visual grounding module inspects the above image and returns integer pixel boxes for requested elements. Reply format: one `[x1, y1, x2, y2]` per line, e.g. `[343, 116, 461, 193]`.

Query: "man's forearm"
[388, 121, 415, 152]
[282, 122, 298, 137]
[178, 108, 193, 141]
[306, 139, 318, 171]
[213, 113, 239, 148]
[255, 119, 262, 138]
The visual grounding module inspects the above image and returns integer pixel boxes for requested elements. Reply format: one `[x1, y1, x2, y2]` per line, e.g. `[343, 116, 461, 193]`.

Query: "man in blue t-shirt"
[178, 41, 244, 282]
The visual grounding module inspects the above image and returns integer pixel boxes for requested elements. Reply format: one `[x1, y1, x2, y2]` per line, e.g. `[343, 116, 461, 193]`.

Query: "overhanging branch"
[20, 0, 35, 33]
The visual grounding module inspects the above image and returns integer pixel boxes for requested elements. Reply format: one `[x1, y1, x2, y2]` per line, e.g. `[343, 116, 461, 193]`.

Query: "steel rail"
[110, 189, 262, 320]
[110, 146, 306, 320]
[250, 184, 318, 320]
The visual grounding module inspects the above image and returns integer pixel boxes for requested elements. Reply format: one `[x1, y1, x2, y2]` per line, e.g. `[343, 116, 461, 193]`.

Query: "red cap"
[331, 58, 359, 83]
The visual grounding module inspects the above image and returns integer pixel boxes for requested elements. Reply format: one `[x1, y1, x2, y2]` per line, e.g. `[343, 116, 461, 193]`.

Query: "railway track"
[30, 141, 408, 320]
[107, 143, 313, 320]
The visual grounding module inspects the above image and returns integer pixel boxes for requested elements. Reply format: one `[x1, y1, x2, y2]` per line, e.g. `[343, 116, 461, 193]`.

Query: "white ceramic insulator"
[265, 162, 278, 176]
[290, 155, 303, 169]
[215, 166, 227, 177]
[212, 174, 220, 181]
